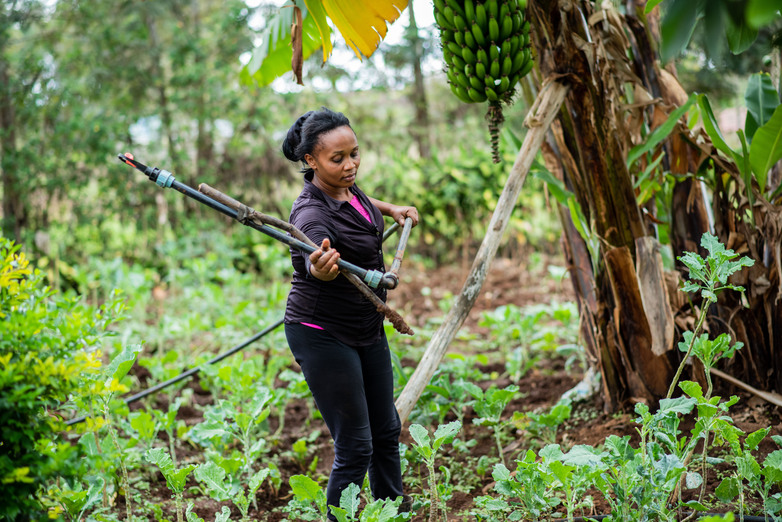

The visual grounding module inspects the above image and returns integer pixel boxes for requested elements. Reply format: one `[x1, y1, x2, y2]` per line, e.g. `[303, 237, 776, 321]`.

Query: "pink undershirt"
[301, 195, 372, 330]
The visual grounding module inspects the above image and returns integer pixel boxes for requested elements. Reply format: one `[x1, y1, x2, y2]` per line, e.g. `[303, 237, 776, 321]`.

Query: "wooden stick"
[394, 78, 570, 423]
[710, 367, 782, 408]
[198, 184, 414, 335]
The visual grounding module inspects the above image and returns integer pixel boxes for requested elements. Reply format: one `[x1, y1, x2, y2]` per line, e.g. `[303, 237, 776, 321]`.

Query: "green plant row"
[3, 232, 780, 521]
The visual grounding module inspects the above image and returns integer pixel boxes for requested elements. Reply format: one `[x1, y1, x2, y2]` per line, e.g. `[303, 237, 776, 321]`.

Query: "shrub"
[0, 237, 123, 519]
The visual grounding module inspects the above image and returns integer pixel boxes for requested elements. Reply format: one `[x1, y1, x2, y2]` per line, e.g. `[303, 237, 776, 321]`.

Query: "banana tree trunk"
[529, 0, 676, 410]
[530, 0, 782, 410]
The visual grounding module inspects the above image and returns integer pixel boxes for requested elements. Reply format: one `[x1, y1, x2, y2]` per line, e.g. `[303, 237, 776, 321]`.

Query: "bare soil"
[133, 256, 782, 521]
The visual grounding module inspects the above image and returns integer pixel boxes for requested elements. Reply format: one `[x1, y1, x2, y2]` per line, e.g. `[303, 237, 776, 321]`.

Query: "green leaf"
[129, 410, 157, 441]
[746, 427, 771, 451]
[193, 462, 231, 501]
[685, 472, 704, 489]
[146, 447, 194, 494]
[726, 10, 759, 53]
[338, 483, 361, 517]
[744, 73, 779, 141]
[214, 506, 231, 522]
[698, 94, 739, 165]
[658, 396, 697, 415]
[746, 0, 782, 27]
[627, 93, 696, 168]
[660, 0, 700, 63]
[302, 0, 333, 62]
[104, 344, 142, 389]
[763, 450, 782, 484]
[409, 424, 430, 450]
[680, 380, 703, 399]
[645, 0, 666, 13]
[715, 476, 739, 502]
[432, 420, 462, 451]
[289, 474, 327, 513]
[241, 6, 323, 87]
[749, 104, 782, 193]
[561, 445, 605, 468]
[531, 169, 573, 206]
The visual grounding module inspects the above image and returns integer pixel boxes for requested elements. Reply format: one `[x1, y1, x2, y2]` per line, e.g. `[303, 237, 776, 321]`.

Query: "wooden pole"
[395, 79, 570, 423]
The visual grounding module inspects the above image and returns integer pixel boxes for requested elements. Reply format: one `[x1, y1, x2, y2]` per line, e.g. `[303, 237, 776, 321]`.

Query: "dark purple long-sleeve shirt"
[284, 179, 387, 346]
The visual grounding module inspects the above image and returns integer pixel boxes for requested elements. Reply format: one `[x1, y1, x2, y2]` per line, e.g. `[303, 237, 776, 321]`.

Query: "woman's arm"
[369, 197, 420, 227]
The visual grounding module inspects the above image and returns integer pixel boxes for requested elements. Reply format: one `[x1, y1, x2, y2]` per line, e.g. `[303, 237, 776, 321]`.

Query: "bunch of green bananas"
[434, 0, 533, 161]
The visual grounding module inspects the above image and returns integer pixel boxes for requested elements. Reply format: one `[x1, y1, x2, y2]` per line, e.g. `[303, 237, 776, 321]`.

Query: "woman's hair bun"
[282, 111, 313, 162]
[282, 107, 351, 178]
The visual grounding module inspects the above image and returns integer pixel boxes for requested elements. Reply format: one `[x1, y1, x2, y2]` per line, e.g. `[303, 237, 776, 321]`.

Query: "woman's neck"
[312, 178, 352, 201]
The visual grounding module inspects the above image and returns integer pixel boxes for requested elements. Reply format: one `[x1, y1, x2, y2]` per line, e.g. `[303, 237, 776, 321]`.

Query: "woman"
[281, 107, 418, 518]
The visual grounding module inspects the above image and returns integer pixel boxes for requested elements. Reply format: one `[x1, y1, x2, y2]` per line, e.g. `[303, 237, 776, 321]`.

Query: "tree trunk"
[407, 5, 431, 159]
[528, 0, 678, 411]
[529, 0, 782, 411]
[0, 57, 24, 243]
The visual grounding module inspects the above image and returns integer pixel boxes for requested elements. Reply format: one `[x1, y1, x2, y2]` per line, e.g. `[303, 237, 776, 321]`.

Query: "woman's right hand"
[309, 238, 340, 281]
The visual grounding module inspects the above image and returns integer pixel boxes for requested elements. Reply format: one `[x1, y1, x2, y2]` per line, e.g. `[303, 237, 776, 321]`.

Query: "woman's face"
[305, 126, 360, 196]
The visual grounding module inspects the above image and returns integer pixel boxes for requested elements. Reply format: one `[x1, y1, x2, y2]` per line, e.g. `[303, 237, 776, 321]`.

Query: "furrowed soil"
[129, 256, 782, 521]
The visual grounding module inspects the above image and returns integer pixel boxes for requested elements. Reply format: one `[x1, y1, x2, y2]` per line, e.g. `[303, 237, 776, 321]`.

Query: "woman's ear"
[304, 153, 317, 171]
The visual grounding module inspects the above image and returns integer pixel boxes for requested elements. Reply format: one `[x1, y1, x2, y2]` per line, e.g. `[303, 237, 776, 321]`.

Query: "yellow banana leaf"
[305, 0, 409, 59]
[241, 0, 408, 87]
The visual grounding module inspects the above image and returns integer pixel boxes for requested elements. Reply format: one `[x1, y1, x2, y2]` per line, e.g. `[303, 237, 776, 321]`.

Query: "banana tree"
[525, 0, 782, 410]
[240, 0, 408, 86]
[244, 0, 782, 414]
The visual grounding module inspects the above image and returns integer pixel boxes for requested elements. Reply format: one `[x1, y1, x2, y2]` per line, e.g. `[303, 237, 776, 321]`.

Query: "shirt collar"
[302, 177, 358, 212]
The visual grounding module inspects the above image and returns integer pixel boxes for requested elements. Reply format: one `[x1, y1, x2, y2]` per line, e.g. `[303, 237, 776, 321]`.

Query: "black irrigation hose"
[117, 153, 400, 290]
[65, 318, 285, 426]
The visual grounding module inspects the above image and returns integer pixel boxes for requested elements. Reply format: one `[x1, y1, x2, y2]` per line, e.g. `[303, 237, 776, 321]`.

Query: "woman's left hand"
[390, 205, 419, 227]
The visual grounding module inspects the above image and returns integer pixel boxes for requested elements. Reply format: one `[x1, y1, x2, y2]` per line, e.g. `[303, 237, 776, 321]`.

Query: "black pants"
[285, 323, 404, 518]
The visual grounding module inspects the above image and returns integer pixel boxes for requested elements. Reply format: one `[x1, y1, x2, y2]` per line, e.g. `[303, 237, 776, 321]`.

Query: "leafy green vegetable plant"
[186, 385, 273, 477]
[193, 460, 270, 522]
[409, 420, 461, 522]
[468, 385, 519, 467]
[474, 449, 560, 521]
[51, 477, 105, 522]
[286, 473, 329, 520]
[146, 447, 196, 522]
[667, 232, 754, 398]
[512, 400, 572, 447]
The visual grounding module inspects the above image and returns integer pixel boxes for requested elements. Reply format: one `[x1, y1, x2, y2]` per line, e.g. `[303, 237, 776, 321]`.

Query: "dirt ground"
[138, 256, 782, 521]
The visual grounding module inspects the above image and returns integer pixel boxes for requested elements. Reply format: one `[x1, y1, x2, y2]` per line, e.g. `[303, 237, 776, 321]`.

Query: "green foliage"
[699, 76, 782, 204]
[0, 238, 123, 519]
[362, 144, 560, 264]
[286, 474, 329, 520]
[653, 0, 779, 63]
[409, 421, 461, 522]
[469, 384, 519, 467]
[668, 232, 754, 398]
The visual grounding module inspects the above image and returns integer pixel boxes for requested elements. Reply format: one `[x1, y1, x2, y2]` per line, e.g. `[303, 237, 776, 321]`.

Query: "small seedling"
[469, 385, 518, 467]
[409, 420, 461, 522]
[146, 447, 196, 522]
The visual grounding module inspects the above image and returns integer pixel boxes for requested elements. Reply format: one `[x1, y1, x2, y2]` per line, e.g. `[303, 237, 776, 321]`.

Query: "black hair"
[282, 107, 352, 180]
